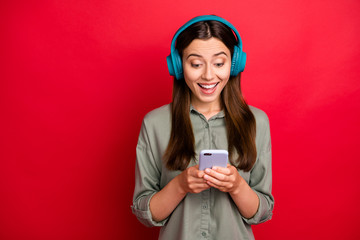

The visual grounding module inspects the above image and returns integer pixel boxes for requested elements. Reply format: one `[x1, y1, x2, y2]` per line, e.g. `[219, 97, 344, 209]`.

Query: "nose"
[201, 63, 215, 80]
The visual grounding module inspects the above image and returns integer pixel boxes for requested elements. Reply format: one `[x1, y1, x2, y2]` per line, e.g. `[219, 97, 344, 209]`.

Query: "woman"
[132, 15, 274, 240]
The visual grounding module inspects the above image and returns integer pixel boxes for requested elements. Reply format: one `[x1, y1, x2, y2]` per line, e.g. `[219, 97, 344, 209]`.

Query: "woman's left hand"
[203, 164, 243, 194]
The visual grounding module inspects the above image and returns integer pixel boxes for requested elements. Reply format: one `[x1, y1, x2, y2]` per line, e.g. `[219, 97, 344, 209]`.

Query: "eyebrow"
[186, 51, 228, 59]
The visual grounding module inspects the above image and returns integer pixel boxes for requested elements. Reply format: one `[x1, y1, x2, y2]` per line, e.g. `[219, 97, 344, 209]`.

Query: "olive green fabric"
[132, 104, 274, 240]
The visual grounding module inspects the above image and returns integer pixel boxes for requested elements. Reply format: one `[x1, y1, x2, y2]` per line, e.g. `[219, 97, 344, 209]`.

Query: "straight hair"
[163, 20, 256, 171]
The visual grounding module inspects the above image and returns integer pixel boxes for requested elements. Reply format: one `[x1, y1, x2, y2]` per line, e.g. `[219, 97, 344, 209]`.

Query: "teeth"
[199, 83, 217, 89]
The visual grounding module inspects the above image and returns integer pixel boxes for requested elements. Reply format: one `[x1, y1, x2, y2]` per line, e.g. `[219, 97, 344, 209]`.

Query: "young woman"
[132, 15, 274, 240]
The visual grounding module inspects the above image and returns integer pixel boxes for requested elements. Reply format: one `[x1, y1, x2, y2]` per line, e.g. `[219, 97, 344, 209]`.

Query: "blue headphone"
[167, 15, 247, 80]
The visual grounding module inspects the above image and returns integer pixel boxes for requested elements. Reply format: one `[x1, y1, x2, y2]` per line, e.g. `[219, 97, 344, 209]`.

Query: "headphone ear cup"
[230, 45, 240, 76]
[173, 49, 183, 80]
[230, 45, 246, 76]
[167, 54, 175, 77]
[167, 50, 183, 80]
[239, 51, 246, 73]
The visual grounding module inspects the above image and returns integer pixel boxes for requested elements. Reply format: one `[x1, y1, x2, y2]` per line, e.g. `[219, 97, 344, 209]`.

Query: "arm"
[150, 165, 210, 222]
[132, 119, 167, 227]
[203, 113, 274, 223]
[132, 116, 210, 226]
[204, 165, 259, 219]
[229, 172, 260, 219]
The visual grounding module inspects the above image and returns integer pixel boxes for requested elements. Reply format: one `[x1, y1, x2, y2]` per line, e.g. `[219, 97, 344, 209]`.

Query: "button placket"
[199, 114, 213, 239]
[200, 189, 210, 239]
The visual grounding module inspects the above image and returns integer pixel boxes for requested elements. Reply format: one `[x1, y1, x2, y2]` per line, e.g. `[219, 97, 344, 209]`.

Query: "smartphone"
[199, 149, 228, 171]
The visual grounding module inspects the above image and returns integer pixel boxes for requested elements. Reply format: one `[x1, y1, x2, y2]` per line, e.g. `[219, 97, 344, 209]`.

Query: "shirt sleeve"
[242, 114, 274, 225]
[131, 119, 168, 227]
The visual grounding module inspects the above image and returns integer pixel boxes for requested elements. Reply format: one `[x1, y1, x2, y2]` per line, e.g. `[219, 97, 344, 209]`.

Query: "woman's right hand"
[176, 165, 210, 194]
[149, 165, 210, 222]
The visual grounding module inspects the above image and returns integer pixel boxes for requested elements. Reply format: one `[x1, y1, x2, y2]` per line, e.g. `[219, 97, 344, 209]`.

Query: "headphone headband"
[167, 15, 247, 80]
[170, 15, 244, 56]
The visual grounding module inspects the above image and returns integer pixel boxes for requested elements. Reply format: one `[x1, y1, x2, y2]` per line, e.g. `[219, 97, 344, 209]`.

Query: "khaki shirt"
[132, 104, 274, 240]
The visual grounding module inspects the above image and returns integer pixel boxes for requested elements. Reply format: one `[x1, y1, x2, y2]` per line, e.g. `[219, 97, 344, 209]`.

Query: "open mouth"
[198, 83, 219, 89]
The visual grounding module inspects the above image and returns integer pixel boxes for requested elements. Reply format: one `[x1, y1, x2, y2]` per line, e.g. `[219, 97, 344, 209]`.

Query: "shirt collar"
[190, 105, 225, 119]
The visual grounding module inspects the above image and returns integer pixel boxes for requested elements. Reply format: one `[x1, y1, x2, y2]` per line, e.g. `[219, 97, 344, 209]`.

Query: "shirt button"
[202, 205, 207, 209]
[202, 232, 206, 237]
[205, 125, 209, 129]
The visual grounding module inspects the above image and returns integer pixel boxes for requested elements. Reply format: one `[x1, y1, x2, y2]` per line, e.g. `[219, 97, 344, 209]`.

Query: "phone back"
[199, 150, 228, 171]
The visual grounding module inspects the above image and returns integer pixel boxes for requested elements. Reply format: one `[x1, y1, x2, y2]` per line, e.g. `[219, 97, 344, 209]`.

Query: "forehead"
[183, 38, 230, 57]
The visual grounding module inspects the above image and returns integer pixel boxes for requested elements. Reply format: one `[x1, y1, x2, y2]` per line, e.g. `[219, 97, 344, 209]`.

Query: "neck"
[191, 98, 222, 120]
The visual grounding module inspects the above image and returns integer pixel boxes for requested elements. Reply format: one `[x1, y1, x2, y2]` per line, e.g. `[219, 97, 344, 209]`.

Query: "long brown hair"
[163, 20, 256, 171]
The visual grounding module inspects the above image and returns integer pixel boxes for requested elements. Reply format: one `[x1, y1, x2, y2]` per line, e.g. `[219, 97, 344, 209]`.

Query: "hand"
[203, 164, 243, 194]
[177, 165, 210, 194]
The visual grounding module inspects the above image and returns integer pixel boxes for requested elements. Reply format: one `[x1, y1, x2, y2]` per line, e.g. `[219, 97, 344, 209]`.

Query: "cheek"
[183, 67, 201, 83]
[184, 74, 197, 91]
[218, 80, 229, 92]
[216, 62, 231, 79]
[216, 68, 231, 81]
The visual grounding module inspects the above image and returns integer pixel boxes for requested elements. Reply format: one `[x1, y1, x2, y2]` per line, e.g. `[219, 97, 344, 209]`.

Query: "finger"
[205, 179, 230, 193]
[189, 169, 206, 179]
[203, 173, 227, 187]
[191, 182, 210, 188]
[211, 166, 231, 175]
[197, 170, 206, 178]
[205, 179, 224, 189]
[204, 168, 228, 181]
[187, 166, 201, 177]
[190, 183, 211, 192]
[190, 177, 208, 184]
[188, 166, 205, 178]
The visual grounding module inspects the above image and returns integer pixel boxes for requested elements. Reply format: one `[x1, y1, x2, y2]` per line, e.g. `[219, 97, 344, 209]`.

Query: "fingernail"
[212, 167, 217, 170]
[205, 169, 210, 173]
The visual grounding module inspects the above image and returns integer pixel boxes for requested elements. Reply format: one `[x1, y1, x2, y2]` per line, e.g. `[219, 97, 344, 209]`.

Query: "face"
[182, 37, 231, 109]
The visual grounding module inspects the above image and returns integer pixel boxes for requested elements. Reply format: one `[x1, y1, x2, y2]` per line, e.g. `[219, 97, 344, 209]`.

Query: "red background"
[1, 0, 360, 239]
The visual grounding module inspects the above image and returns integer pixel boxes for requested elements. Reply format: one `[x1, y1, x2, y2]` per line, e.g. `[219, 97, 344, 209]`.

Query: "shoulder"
[144, 104, 171, 122]
[142, 104, 171, 129]
[249, 105, 269, 124]
[249, 105, 271, 154]
[138, 104, 172, 151]
[249, 105, 270, 131]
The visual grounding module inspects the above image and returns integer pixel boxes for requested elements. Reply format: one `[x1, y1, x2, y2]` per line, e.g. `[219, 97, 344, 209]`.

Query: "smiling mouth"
[198, 83, 219, 89]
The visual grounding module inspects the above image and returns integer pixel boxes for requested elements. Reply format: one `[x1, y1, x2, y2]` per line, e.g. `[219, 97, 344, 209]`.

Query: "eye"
[191, 63, 201, 68]
[214, 63, 224, 67]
